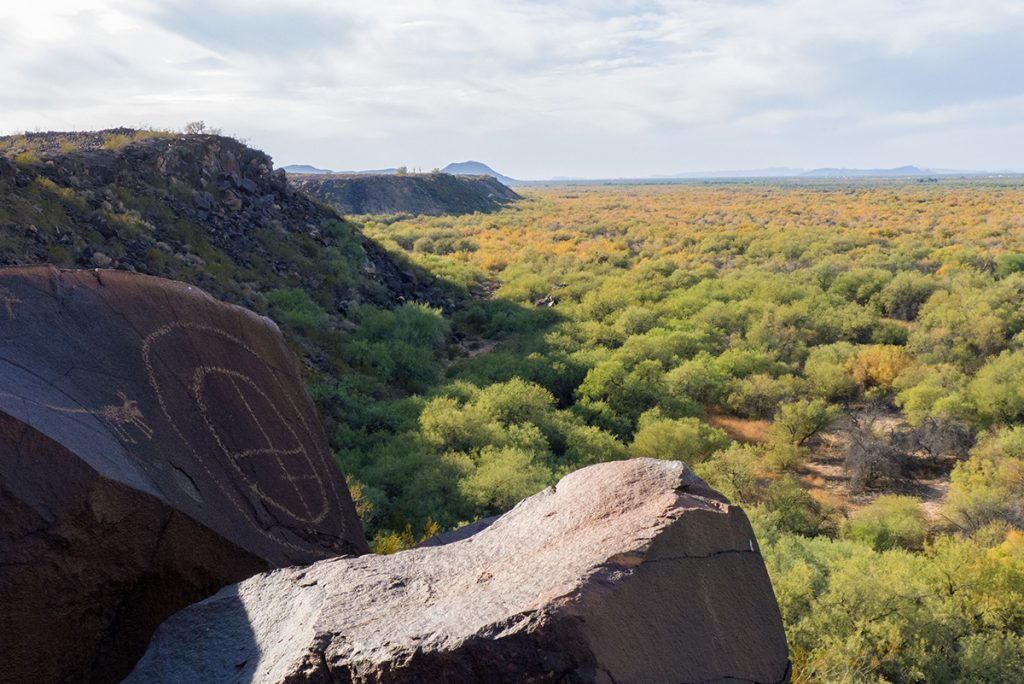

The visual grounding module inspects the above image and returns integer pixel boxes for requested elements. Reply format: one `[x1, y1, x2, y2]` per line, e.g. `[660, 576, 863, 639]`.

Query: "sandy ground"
[711, 408, 954, 522]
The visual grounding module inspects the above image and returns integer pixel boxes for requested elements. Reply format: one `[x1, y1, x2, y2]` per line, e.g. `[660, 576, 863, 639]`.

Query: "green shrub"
[265, 287, 329, 334]
[459, 446, 553, 514]
[944, 426, 1024, 532]
[628, 409, 730, 463]
[842, 495, 926, 551]
[770, 398, 838, 447]
[763, 441, 806, 473]
[995, 253, 1024, 279]
[873, 270, 936, 320]
[803, 343, 859, 401]
[968, 350, 1024, 425]
[100, 134, 132, 150]
[693, 444, 760, 502]
[13, 150, 40, 166]
[763, 476, 833, 536]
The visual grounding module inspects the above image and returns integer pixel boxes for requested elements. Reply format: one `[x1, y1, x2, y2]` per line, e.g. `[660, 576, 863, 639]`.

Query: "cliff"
[289, 171, 520, 216]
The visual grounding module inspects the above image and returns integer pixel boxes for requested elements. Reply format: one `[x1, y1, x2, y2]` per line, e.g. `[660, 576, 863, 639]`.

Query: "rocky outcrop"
[129, 458, 790, 683]
[0, 266, 368, 683]
[290, 172, 520, 216]
[0, 129, 436, 315]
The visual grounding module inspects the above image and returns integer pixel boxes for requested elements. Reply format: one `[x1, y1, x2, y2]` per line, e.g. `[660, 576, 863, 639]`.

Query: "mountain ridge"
[290, 171, 520, 216]
[441, 160, 519, 185]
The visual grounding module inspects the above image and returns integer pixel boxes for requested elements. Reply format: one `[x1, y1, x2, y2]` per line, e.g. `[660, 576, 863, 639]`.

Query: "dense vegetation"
[339, 182, 1024, 682]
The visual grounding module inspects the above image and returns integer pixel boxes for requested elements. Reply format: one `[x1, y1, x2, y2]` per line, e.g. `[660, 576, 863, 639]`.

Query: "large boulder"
[129, 458, 791, 683]
[0, 266, 368, 683]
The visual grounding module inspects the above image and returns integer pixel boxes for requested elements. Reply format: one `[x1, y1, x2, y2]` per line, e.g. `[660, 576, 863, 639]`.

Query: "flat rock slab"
[130, 458, 790, 683]
[0, 266, 367, 683]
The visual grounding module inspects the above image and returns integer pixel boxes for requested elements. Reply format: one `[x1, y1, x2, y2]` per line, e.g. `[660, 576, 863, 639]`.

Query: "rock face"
[129, 458, 790, 683]
[290, 172, 521, 216]
[0, 266, 368, 684]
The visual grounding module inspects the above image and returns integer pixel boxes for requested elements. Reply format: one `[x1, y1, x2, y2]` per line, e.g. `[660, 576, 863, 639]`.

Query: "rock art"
[0, 266, 367, 683]
[129, 458, 790, 683]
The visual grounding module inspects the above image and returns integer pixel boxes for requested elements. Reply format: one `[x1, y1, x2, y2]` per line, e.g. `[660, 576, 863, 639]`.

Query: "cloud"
[142, 0, 362, 58]
[0, 0, 1022, 176]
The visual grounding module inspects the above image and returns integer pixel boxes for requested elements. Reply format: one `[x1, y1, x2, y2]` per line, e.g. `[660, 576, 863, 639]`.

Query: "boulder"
[222, 190, 244, 211]
[0, 266, 368, 683]
[90, 250, 113, 268]
[129, 458, 790, 683]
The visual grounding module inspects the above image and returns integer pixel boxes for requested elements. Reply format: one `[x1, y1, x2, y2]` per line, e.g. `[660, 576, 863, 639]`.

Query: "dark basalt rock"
[129, 458, 791, 683]
[0, 130, 441, 319]
[0, 156, 15, 187]
[290, 172, 521, 216]
[0, 266, 368, 683]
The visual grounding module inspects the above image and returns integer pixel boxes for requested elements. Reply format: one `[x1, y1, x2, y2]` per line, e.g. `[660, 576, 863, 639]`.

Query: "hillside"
[0, 129, 441, 316]
[289, 171, 520, 216]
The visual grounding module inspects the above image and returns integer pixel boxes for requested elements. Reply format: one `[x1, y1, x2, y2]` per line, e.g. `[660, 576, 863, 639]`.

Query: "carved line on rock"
[141, 321, 345, 555]
[190, 365, 326, 524]
[0, 286, 23, 320]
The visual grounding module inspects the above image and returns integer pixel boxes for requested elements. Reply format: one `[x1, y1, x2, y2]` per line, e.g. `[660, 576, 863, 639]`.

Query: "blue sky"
[2, 1, 1022, 178]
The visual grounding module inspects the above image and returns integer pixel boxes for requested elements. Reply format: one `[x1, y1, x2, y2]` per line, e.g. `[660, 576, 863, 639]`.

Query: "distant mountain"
[336, 168, 400, 175]
[284, 164, 402, 176]
[282, 164, 334, 174]
[442, 161, 518, 185]
[801, 166, 928, 178]
[665, 168, 805, 179]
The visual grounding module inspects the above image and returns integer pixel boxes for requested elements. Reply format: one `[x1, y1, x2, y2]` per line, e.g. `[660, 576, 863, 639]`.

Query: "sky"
[1, 0, 1022, 179]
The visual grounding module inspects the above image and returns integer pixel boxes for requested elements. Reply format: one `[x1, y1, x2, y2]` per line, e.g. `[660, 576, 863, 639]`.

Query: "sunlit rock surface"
[129, 458, 789, 683]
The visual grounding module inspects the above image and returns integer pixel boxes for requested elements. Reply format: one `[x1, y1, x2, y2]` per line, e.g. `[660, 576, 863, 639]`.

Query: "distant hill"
[290, 172, 520, 216]
[801, 165, 928, 178]
[442, 161, 518, 186]
[665, 168, 805, 179]
[282, 164, 334, 174]
[283, 164, 402, 175]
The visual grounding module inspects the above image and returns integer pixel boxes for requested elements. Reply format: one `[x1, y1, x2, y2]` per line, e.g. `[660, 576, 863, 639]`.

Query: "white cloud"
[1, 0, 1022, 177]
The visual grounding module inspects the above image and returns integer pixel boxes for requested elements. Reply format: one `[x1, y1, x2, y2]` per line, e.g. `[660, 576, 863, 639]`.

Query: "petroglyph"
[94, 391, 154, 443]
[0, 388, 153, 445]
[191, 365, 325, 524]
[0, 286, 22, 320]
[142, 321, 339, 552]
